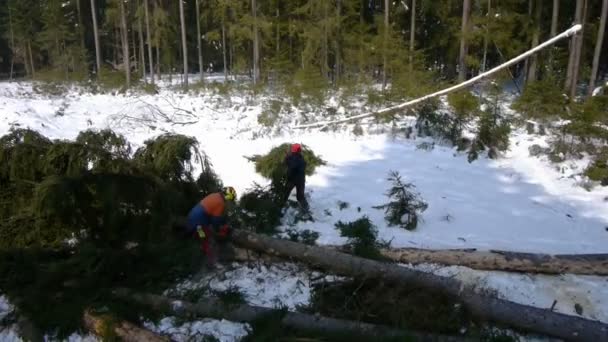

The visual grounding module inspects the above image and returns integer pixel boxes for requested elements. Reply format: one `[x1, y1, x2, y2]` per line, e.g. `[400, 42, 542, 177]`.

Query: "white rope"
[293, 24, 582, 130]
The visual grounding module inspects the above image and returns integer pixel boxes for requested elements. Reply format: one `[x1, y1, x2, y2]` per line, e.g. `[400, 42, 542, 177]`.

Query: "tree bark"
[83, 310, 169, 342]
[119, 0, 131, 87]
[138, 0, 146, 81]
[179, 0, 188, 88]
[222, 19, 228, 81]
[336, 0, 342, 84]
[113, 289, 464, 341]
[231, 230, 608, 341]
[75, 0, 85, 49]
[570, 0, 588, 100]
[383, 0, 389, 89]
[144, 0, 155, 84]
[196, 0, 204, 83]
[588, 0, 608, 97]
[91, 0, 102, 76]
[409, 0, 416, 73]
[8, 4, 15, 81]
[527, 0, 542, 83]
[379, 247, 608, 276]
[565, 0, 586, 97]
[27, 41, 35, 78]
[550, 0, 559, 37]
[252, 0, 260, 84]
[458, 0, 471, 82]
[481, 0, 490, 74]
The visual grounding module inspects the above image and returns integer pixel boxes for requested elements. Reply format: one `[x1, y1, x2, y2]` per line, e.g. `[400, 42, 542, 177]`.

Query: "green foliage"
[448, 90, 479, 137]
[512, 78, 568, 120]
[335, 217, 385, 260]
[468, 86, 511, 162]
[246, 143, 326, 184]
[0, 129, 222, 335]
[285, 228, 319, 245]
[374, 171, 428, 231]
[214, 286, 246, 306]
[258, 99, 284, 128]
[310, 279, 470, 336]
[285, 66, 329, 107]
[585, 150, 608, 185]
[415, 99, 460, 144]
[232, 184, 284, 235]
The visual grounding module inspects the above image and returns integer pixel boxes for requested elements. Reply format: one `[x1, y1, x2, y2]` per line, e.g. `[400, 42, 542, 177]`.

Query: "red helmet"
[291, 143, 302, 153]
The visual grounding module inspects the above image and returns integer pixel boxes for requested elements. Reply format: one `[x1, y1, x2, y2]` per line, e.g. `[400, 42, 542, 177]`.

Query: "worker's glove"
[196, 226, 206, 239]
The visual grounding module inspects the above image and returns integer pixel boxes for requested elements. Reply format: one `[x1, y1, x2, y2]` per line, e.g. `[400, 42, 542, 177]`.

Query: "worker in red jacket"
[186, 186, 237, 268]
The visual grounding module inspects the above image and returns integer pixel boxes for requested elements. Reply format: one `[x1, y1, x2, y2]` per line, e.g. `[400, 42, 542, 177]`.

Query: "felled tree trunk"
[231, 230, 608, 341]
[113, 289, 463, 341]
[379, 247, 608, 276]
[83, 310, 169, 342]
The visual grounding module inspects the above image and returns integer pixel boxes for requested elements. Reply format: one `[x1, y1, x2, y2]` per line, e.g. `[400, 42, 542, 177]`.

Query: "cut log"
[378, 247, 608, 276]
[113, 289, 465, 341]
[231, 230, 608, 341]
[83, 310, 169, 342]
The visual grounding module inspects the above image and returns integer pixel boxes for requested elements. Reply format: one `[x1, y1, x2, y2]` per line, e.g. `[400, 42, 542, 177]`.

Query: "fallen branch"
[231, 229, 608, 341]
[83, 310, 169, 342]
[113, 289, 465, 341]
[293, 25, 581, 129]
[379, 247, 608, 276]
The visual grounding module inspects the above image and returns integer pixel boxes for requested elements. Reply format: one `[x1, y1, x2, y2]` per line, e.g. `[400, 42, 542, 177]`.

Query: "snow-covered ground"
[1, 79, 607, 340]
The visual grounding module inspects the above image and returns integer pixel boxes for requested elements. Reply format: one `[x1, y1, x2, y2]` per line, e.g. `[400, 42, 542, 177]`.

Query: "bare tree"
[91, 0, 102, 75]
[409, 0, 416, 72]
[119, 0, 131, 87]
[527, 0, 542, 83]
[144, 0, 155, 84]
[458, 0, 471, 82]
[179, 0, 189, 88]
[196, 0, 204, 83]
[588, 0, 608, 96]
[252, 0, 260, 84]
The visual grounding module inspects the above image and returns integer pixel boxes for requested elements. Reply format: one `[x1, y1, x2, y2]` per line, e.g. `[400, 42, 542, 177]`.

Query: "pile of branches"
[0, 128, 222, 335]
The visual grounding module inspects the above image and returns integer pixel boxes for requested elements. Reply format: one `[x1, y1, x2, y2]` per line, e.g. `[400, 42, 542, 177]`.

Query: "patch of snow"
[0, 295, 14, 321]
[144, 317, 250, 342]
[0, 327, 21, 342]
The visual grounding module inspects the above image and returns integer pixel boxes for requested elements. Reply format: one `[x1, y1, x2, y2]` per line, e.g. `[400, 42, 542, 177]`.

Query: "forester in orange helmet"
[284, 143, 309, 212]
[186, 186, 237, 268]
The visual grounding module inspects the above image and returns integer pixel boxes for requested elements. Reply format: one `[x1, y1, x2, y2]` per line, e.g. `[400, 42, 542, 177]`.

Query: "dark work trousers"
[285, 179, 308, 210]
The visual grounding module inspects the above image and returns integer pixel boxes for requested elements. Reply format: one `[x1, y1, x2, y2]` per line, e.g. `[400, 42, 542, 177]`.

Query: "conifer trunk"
[527, 0, 542, 83]
[75, 0, 85, 49]
[565, 0, 586, 97]
[27, 41, 35, 78]
[252, 0, 260, 84]
[570, 0, 588, 100]
[458, 0, 471, 82]
[383, 0, 389, 89]
[144, 0, 155, 84]
[8, 4, 15, 81]
[231, 230, 608, 341]
[588, 0, 607, 97]
[336, 0, 342, 84]
[196, 0, 204, 83]
[137, 3, 146, 81]
[222, 19, 228, 81]
[409, 0, 416, 73]
[91, 0, 102, 75]
[550, 0, 559, 37]
[179, 0, 188, 88]
[481, 0, 490, 74]
[119, 0, 131, 87]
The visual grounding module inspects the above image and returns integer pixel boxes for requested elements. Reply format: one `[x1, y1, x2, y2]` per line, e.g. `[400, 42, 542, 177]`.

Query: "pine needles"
[375, 171, 428, 231]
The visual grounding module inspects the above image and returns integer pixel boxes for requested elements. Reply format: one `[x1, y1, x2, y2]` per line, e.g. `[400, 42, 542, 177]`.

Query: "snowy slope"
[1, 80, 608, 339]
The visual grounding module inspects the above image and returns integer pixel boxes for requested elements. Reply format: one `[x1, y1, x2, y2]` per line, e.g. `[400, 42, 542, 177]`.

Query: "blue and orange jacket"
[187, 192, 227, 232]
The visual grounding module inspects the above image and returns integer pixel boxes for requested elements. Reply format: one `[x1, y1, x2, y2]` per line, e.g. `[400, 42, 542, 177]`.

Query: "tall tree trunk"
[91, 0, 102, 75]
[138, 0, 146, 81]
[179, 0, 188, 88]
[144, 0, 155, 84]
[383, 0, 389, 89]
[588, 0, 608, 97]
[119, 0, 131, 87]
[252, 0, 260, 84]
[231, 230, 608, 341]
[222, 19, 228, 81]
[8, 4, 15, 81]
[336, 0, 342, 84]
[409, 0, 416, 72]
[458, 0, 471, 82]
[522, 0, 533, 84]
[569, 0, 588, 99]
[565, 0, 585, 96]
[27, 41, 35, 78]
[75, 0, 85, 49]
[156, 45, 160, 79]
[550, 0, 559, 37]
[196, 0, 204, 83]
[322, 1, 329, 80]
[481, 0, 490, 74]
[527, 0, 542, 83]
